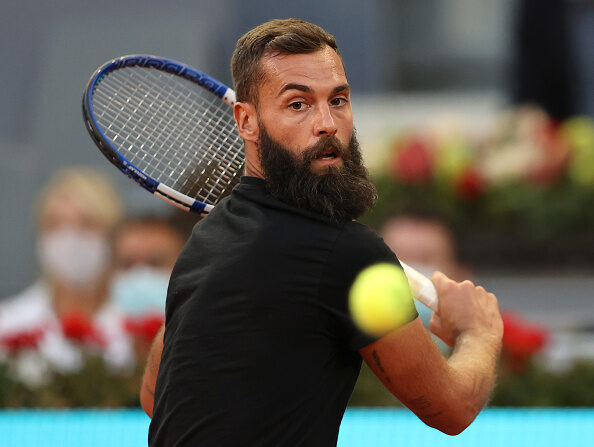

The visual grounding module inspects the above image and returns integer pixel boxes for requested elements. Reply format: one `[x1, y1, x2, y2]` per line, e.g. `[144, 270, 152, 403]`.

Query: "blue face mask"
[110, 267, 171, 316]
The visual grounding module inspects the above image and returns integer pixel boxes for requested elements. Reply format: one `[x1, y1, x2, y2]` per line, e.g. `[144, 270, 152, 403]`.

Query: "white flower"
[39, 330, 83, 373]
[478, 141, 542, 184]
[10, 349, 51, 388]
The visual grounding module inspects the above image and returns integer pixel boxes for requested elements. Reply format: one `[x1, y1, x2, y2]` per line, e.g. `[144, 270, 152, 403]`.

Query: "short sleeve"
[318, 222, 418, 350]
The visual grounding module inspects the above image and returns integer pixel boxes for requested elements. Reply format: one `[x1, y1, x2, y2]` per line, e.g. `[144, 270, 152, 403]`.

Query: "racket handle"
[399, 261, 439, 312]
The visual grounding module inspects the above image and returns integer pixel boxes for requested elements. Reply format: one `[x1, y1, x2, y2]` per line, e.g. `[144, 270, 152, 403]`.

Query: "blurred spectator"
[110, 215, 185, 357]
[0, 168, 133, 385]
[110, 215, 185, 316]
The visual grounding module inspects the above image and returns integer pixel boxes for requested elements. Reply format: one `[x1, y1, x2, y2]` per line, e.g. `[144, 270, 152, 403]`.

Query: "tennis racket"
[82, 54, 243, 214]
[400, 261, 438, 311]
[82, 54, 439, 310]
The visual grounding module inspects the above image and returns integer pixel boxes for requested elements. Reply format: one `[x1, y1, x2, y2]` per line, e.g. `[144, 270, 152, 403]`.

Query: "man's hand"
[429, 272, 503, 348]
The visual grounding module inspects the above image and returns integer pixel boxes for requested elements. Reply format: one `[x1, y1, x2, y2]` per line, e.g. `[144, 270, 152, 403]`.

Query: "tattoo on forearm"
[423, 411, 443, 419]
[411, 395, 442, 420]
[372, 350, 384, 372]
[411, 395, 431, 410]
[371, 350, 391, 383]
[370, 352, 443, 421]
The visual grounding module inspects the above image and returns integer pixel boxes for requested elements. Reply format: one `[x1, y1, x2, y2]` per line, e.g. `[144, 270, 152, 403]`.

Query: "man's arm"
[360, 272, 502, 435]
[140, 323, 165, 418]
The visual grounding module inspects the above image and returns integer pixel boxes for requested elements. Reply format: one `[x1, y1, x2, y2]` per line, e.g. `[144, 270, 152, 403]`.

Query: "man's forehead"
[258, 46, 347, 94]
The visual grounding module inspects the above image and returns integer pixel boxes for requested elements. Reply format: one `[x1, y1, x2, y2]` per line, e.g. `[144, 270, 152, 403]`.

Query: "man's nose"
[313, 103, 337, 137]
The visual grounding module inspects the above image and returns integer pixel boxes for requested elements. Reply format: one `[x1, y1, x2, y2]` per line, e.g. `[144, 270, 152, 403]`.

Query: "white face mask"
[110, 266, 170, 316]
[38, 227, 110, 287]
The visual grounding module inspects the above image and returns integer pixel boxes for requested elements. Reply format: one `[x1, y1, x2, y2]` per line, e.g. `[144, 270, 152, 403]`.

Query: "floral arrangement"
[491, 312, 594, 407]
[1, 306, 591, 408]
[363, 107, 594, 265]
[0, 311, 162, 407]
[500, 312, 548, 373]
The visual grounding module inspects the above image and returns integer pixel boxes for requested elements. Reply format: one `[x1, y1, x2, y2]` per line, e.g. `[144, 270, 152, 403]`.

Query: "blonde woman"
[0, 168, 133, 384]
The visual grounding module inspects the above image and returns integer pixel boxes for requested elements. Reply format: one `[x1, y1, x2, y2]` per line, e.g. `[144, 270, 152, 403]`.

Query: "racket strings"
[110, 69, 238, 165]
[101, 68, 241, 191]
[141, 70, 244, 180]
[92, 66, 244, 204]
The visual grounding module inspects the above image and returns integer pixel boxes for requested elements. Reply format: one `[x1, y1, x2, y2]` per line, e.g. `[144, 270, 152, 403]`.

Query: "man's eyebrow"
[278, 83, 312, 96]
[277, 83, 351, 97]
[332, 84, 350, 95]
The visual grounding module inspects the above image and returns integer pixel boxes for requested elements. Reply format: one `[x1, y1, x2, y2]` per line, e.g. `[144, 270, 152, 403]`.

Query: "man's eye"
[289, 102, 305, 111]
[331, 97, 348, 106]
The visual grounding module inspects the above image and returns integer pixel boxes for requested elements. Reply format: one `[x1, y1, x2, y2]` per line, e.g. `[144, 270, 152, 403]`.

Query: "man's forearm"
[444, 331, 501, 429]
[141, 324, 165, 418]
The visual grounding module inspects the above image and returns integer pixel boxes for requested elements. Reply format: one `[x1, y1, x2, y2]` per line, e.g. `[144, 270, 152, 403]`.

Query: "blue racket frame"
[82, 54, 238, 214]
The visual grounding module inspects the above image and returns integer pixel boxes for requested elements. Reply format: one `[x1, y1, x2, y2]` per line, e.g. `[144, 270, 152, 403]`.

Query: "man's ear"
[234, 102, 259, 143]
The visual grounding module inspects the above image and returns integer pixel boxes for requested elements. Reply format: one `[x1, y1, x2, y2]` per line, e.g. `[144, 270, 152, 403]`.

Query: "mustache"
[300, 135, 347, 163]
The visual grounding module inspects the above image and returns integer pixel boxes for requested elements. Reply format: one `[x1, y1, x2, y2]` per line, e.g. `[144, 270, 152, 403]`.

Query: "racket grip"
[399, 261, 439, 312]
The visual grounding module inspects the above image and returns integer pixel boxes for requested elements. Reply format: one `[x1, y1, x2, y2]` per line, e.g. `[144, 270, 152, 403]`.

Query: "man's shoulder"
[329, 220, 398, 270]
[340, 220, 391, 249]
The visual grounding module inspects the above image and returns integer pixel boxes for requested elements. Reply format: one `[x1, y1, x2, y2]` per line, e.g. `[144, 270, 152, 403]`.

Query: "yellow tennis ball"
[349, 263, 417, 337]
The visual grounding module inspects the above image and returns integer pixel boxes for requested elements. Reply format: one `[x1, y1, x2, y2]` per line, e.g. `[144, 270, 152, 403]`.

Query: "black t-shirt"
[149, 177, 416, 446]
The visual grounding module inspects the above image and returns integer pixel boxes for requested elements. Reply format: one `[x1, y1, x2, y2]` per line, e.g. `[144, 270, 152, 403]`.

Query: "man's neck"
[244, 159, 265, 179]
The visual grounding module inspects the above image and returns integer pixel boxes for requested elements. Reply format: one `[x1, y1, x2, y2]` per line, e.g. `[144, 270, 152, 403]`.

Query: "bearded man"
[143, 19, 503, 447]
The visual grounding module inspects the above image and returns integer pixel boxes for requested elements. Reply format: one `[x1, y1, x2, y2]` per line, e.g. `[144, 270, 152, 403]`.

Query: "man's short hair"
[231, 18, 341, 105]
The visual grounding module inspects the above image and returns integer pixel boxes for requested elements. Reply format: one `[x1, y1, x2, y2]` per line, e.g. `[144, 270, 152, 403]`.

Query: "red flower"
[455, 168, 485, 201]
[124, 313, 164, 343]
[0, 327, 45, 353]
[60, 310, 105, 347]
[501, 311, 548, 372]
[390, 136, 434, 184]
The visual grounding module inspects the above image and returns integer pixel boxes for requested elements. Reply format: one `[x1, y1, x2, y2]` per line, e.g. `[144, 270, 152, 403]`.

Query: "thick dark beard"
[257, 125, 377, 222]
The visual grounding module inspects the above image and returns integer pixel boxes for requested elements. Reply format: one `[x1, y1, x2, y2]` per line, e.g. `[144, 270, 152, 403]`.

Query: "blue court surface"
[0, 407, 592, 446]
